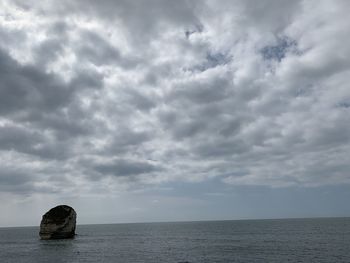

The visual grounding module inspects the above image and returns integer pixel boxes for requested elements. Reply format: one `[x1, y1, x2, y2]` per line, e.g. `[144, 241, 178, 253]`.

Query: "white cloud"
[0, 0, 350, 199]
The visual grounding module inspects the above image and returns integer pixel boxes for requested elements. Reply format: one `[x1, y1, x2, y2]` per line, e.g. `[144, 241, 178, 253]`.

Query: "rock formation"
[39, 205, 77, 240]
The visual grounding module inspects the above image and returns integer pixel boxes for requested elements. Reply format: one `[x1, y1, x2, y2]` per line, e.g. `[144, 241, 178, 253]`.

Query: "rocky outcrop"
[39, 205, 77, 240]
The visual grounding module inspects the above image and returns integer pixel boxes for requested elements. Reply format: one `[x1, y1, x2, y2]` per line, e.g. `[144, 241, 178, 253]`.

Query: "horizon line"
[1, 215, 349, 229]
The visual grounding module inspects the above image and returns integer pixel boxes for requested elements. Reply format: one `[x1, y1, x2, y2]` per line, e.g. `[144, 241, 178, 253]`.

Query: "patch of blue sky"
[261, 37, 298, 62]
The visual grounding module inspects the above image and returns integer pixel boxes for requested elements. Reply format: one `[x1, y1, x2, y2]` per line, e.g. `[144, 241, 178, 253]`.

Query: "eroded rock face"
[39, 205, 77, 240]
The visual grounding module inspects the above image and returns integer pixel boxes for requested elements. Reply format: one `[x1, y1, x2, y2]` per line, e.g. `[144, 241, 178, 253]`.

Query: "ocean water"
[0, 218, 349, 263]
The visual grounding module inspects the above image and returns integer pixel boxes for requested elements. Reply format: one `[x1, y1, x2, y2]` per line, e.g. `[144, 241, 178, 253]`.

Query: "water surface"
[0, 218, 349, 262]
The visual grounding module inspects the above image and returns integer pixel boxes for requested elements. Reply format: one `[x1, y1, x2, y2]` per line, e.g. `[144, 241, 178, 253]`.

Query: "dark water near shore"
[0, 218, 349, 263]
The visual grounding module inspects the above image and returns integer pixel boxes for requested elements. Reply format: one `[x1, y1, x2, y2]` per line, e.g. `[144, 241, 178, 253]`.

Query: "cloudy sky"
[1, 0, 350, 227]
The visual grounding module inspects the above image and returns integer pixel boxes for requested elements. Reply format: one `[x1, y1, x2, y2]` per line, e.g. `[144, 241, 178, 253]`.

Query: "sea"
[0, 218, 349, 263]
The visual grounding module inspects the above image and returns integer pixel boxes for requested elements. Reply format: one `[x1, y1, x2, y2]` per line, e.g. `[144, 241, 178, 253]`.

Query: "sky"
[0, 0, 350, 227]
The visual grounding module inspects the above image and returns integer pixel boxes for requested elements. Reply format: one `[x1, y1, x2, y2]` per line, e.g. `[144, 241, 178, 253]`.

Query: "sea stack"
[39, 205, 77, 240]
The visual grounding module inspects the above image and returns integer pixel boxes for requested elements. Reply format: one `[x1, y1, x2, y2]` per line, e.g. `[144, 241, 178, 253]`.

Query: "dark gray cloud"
[76, 31, 121, 66]
[169, 74, 231, 105]
[0, 164, 67, 195]
[108, 129, 152, 152]
[0, 170, 36, 194]
[0, 48, 72, 115]
[0, 44, 104, 161]
[0, 26, 27, 51]
[94, 159, 159, 177]
[119, 87, 157, 112]
[0, 124, 41, 152]
[239, 0, 302, 31]
[72, 0, 200, 43]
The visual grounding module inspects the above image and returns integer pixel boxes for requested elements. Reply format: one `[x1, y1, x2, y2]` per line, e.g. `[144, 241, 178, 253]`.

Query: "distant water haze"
[2, 184, 350, 227]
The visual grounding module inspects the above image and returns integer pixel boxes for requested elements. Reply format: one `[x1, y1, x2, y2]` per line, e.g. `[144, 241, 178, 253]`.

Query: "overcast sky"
[1, 0, 350, 227]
